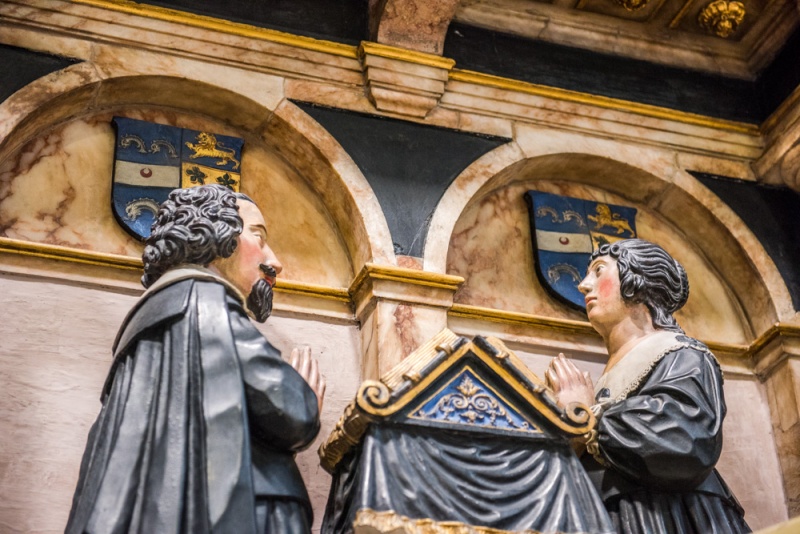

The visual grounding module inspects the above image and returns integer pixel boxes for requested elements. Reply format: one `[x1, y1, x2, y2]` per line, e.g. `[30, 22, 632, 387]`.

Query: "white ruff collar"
[594, 331, 685, 403]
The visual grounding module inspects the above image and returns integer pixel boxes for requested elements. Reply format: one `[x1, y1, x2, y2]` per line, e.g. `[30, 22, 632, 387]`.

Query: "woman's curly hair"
[590, 239, 689, 333]
[141, 184, 244, 288]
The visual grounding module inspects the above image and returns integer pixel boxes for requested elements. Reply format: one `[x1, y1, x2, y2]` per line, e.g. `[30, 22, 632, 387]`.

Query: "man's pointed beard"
[247, 264, 276, 322]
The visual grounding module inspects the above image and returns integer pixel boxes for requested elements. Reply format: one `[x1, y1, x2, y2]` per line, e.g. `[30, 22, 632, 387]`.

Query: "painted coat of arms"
[524, 191, 637, 310]
[111, 116, 244, 239]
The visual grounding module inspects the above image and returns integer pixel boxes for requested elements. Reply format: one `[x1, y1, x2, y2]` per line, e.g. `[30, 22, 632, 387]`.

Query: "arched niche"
[441, 152, 793, 341]
[0, 70, 395, 286]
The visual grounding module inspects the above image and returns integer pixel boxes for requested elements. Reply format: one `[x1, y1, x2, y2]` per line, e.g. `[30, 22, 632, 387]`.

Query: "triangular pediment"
[406, 365, 540, 435]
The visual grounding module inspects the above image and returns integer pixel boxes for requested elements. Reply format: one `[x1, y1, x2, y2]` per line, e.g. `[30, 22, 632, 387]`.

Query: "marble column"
[756, 326, 800, 516]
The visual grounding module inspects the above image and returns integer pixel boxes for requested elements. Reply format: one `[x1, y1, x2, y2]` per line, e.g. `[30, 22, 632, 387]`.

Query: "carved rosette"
[614, 0, 649, 12]
[698, 0, 746, 38]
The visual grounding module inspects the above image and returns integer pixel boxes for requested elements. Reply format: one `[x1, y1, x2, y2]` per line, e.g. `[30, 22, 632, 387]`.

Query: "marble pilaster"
[755, 326, 800, 517]
[359, 42, 455, 118]
[350, 263, 463, 379]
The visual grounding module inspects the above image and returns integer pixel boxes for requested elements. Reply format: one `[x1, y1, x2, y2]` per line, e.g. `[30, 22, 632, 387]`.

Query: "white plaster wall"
[0, 273, 362, 533]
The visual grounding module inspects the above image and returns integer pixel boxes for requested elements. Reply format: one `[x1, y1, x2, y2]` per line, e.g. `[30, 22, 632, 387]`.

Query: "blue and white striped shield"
[111, 117, 244, 240]
[524, 191, 637, 311]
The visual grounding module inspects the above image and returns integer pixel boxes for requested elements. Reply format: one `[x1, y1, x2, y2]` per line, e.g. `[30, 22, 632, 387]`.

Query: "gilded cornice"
[358, 41, 456, 70]
[761, 84, 800, 136]
[450, 303, 598, 337]
[349, 263, 465, 294]
[0, 237, 142, 271]
[59, 1, 762, 136]
[449, 69, 760, 135]
[747, 323, 800, 357]
[0, 237, 348, 301]
[747, 322, 800, 378]
[71, 0, 358, 59]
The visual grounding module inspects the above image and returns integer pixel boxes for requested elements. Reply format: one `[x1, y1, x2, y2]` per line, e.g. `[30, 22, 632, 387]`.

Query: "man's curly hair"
[141, 185, 244, 288]
[590, 239, 689, 333]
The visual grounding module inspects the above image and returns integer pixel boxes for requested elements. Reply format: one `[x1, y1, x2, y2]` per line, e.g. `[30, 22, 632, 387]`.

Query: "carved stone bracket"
[359, 42, 455, 118]
[779, 142, 800, 191]
[754, 85, 800, 191]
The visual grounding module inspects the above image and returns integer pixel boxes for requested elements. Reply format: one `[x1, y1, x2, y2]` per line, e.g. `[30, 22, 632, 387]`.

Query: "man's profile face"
[210, 199, 282, 321]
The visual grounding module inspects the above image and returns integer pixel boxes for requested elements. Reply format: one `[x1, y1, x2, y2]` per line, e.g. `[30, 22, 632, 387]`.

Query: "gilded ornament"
[614, 0, 649, 12]
[698, 0, 746, 38]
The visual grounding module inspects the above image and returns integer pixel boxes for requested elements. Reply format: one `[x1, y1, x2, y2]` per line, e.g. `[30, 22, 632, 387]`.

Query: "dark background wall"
[295, 102, 508, 257]
[690, 171, 800, 310]
[0, 44, 80, 104]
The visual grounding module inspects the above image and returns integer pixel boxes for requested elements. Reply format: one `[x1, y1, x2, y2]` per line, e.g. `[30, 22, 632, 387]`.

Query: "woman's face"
[578, 256, 629, 330]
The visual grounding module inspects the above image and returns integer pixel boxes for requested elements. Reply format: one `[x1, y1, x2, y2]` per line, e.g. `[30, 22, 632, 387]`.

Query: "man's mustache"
[259, 264, 277, 278]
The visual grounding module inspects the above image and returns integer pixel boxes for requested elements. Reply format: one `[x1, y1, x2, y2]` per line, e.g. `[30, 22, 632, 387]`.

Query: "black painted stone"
[294, 102, 509, 257]
[757, 29, 800, 118]
[689, 171, 800, 310]
[136, 0, 369, 45]
[443, 22, 800, 124]
[0, 44, 80, 104]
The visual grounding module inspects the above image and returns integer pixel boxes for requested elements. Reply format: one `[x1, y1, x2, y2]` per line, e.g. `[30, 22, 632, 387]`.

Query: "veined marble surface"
[0, 110, 354, 287]
[447, 180, 749, 345]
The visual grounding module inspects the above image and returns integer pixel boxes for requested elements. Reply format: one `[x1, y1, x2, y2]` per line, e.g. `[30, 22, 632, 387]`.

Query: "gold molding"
[349, 263, 464, 295]
[71, 0, 359, 59]
[745, 322, 800, 359]
[0, 237, 142, 271]
[450, 303, 598, 336]
[69, 1, 760, 136]
[353, 508, 545, 534]
[448, 69, 760, 135]
[0, 237, 349, 301]
[273, 280, 350, 302]
[359, 41, 456, 70]
[761, 83, 800, 135]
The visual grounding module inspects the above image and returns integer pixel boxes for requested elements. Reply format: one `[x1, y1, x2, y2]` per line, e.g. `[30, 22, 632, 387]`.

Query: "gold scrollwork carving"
[563, 401, 592, 426]
[698, 0, 746, 38]
[318, 402, 372, 473]
[358, 380, 392, 411]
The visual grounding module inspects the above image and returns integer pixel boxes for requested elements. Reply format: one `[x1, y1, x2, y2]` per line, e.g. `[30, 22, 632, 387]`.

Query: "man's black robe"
[583, 337, 751, 534]
[66, 273, 320, 533]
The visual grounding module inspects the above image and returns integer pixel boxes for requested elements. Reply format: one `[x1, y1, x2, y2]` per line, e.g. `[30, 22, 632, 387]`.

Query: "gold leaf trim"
[350, 263, 464, 294]
[449, 303, 598, 336]
[72, 0, 358, 58]
[448, 69, 759, 135]
[353, 508, 588, 533]
[359, 41, 456, 70]
[0, 237, 142, 270]
[0, 237, 350, 301]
